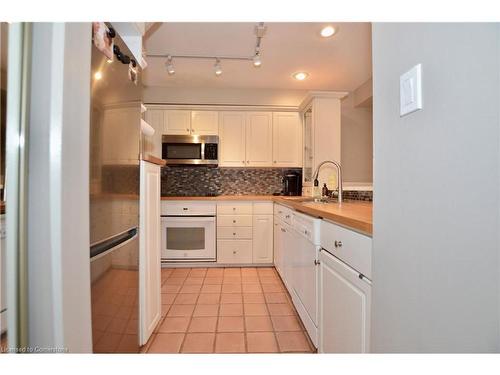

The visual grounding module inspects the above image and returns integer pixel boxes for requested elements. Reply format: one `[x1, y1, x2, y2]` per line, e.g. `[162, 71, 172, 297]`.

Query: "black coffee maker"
[281, 171, 302, 196]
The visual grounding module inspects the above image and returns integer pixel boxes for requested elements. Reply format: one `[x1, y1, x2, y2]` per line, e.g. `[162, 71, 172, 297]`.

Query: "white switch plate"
[400, 64, 422, 117]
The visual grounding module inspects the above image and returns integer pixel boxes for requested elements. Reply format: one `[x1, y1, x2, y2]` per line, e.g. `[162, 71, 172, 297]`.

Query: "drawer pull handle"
[281, 228, 286, 233]
[314, 259, 320, 265]
[183, 208, 188, 211]
[334, 240, 343, 248]
[285, 215, 290, 219]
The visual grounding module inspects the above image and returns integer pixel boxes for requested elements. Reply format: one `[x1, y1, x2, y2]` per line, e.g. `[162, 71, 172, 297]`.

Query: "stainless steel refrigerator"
[89, 26, 143, 353]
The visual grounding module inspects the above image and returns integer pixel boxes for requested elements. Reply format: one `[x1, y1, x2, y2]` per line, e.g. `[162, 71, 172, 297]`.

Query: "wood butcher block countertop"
[161, 195, 372, 236]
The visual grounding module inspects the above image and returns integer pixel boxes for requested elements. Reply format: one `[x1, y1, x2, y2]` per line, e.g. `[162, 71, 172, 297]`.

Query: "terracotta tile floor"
[144, 267, 315, 354]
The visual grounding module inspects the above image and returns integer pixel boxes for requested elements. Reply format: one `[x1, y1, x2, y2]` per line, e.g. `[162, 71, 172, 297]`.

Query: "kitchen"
[87, 22, 373, 354]
[2, 10, 500, 366]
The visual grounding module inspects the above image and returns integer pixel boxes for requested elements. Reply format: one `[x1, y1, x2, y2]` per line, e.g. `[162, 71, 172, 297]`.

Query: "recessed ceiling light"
[320, 26, 337, 38]
[293, 72, 309, 81]
[94, 71, 102, 80]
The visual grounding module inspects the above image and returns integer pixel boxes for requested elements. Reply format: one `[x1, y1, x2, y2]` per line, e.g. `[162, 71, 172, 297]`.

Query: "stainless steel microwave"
[162, 135, 219, 166]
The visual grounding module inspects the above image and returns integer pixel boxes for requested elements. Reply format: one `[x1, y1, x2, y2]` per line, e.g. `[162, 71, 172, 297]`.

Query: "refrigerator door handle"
[90, 227, 138, 260]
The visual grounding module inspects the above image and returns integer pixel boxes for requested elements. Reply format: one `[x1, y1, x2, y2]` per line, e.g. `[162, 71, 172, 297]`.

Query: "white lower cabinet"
[139, 161, 162, 345]
[217, 240, 253, 264]
[273, 220, 283, 276]
[216, 202, 273, 265]
[318, 249, 371, 353]
[272, 203, 372, 353]
[252, 214, 273, 263]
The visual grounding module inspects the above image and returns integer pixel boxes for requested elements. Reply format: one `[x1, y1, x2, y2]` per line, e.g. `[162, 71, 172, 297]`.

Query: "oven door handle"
[161, 216, 215, 223]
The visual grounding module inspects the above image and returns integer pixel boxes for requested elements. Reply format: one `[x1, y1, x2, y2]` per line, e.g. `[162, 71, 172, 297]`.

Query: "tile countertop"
[161, 195, 373, 236]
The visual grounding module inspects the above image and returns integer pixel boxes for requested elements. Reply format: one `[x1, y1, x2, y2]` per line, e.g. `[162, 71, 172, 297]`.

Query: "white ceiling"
[143, 22, 372, 91]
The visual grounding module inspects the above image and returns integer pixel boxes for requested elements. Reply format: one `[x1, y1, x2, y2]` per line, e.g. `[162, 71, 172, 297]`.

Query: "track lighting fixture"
[214, 58, 222, 76]
[165, 55, 175, 75]
[253, 53, 262, 67]
[149, 22, 267, 77]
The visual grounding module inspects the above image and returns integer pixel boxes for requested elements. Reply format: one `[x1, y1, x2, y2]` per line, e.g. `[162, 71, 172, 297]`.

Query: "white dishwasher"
[290, 211, 321, 348]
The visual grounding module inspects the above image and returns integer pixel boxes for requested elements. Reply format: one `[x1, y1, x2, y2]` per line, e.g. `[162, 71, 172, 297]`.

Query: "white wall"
[341, 94, 373, 183]
[144, 86, 307, 107]
[27, 23, 92, 352]
[372, 23, 500, 352]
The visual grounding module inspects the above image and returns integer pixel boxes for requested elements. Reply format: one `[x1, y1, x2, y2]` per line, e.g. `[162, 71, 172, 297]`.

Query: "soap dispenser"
[322, 183, 329, 197]
[313, 178, 321, 199]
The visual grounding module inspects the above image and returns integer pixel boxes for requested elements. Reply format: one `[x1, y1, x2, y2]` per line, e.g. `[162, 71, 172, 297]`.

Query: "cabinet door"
[291, 234, 318, 326]
[252, 214, 273, 263]
[273, 221, 282, 275]
[319, 249, 371, 353]
[165, 110, 191, 135]
[245, 112, 273, 167]
[144, 109, 165, 159]
[302, 109, 314, 184]
[272, 112, 302, 167]
[139, 161, 162, 345]
[218, 112, 246, 167]
[280, 223, 296, 289]
[191, 111, 219, 135]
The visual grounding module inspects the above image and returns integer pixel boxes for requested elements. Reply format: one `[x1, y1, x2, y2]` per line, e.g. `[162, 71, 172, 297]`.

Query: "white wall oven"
[161, 202, 216, 261]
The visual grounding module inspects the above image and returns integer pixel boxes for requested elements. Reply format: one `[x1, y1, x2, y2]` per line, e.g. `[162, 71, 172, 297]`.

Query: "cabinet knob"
[242, 161, 245, 164]
[233, 207, 236, 211]
[334, 240, 343, 248]
[186, 128, 190, 131]
[233, 220, 236, 223]
[233, 250, 237, 254]
[233, 232, 236, 236]
[247, 160, 249, 163]
[273, 161, 277, 163]
[314, 259, 320, 265]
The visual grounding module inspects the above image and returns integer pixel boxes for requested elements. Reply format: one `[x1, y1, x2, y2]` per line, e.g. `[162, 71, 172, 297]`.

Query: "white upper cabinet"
[245, 112, 273, 167]
[272, 112, 302, 167]
[165, 110, 191, 135]
[191, 111, 219, 135]
[219, 112, 247, 167]
[150, 107, 303, 167]
[144, 109, 165, 159]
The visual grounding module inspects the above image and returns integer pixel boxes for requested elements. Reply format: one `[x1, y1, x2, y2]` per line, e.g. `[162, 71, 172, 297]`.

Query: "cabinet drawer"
[217, 240, 253, 264]
[274, 204, 293, 225]
[217, 215, 253, 227]
[217, 203, 253, 215]
[253, 202, 274, 215]
[320, 220, 372, 279]
[217, 226, 253, 239]
[161, 201, 216, 216]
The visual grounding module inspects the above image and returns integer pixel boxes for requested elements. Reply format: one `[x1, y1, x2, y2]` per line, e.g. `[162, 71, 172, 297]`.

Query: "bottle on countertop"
[313, 178, 321, 199]
[322, 183, 329, 197]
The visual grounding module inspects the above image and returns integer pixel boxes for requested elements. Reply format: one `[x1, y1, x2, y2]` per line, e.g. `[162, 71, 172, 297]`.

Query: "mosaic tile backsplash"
[161, 167, 302, 196]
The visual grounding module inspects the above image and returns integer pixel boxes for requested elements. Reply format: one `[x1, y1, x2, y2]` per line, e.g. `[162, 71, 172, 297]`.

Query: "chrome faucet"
[313, 160, 343, 203]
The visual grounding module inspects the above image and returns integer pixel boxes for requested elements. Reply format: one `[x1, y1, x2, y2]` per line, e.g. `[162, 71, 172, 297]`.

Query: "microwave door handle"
[201, 142, 205, 161]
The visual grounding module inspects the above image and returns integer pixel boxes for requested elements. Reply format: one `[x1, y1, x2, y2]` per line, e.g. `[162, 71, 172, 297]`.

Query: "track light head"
[253, 53, 262, 67]
[214, 58, 222, 76]
[165, 55, 175, 75]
